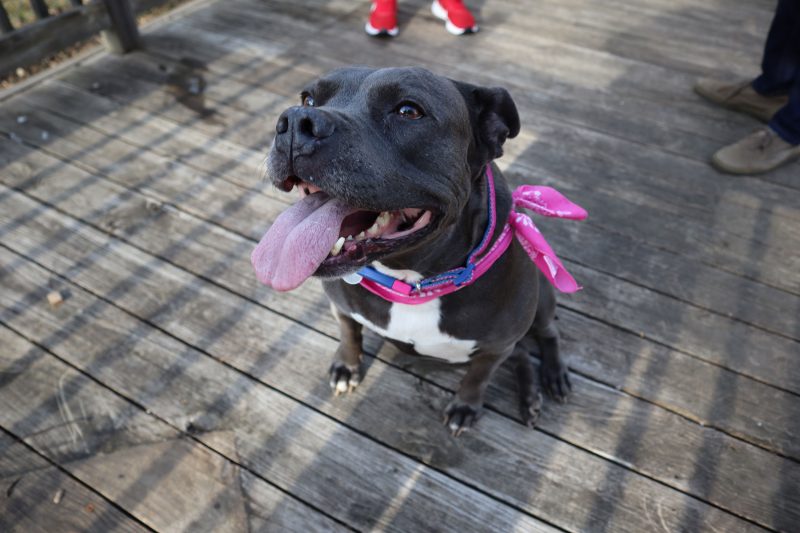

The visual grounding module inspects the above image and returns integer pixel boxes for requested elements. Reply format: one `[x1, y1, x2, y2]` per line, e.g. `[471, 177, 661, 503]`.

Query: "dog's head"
[253, 66, 519, 290]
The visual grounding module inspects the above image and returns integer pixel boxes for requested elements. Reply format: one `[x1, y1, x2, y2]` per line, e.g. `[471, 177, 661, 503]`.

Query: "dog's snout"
[297, 115, 320, 138]
[276, 114, 289, 134]
[276, 107, 335, 141]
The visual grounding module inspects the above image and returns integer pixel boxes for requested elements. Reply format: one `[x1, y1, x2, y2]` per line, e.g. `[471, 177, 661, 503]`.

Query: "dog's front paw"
[329, 361, 362, 396]
[519, 390, 543, 428]
[541, 362, 572, 403]
[443, 401, 482, 437]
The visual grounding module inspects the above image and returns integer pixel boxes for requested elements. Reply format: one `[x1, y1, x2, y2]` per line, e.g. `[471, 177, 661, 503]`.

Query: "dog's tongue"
[251, 192, 351, 291]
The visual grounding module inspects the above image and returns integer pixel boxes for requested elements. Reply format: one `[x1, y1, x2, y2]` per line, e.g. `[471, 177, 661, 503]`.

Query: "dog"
[252, 66, 585, 435]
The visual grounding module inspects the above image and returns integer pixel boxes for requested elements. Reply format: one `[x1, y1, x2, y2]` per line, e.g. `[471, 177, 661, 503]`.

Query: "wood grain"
[0, 241, 557, 531]
[1, 117, 798, 527]
[0, 324, 348, 532]
[0, 177, 767, 531]
[0, 433, 149, 533]
[11, 67, 800, 385]
[2, 0, 798, 529]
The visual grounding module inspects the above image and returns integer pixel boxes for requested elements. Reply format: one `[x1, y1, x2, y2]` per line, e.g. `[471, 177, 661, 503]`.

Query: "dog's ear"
[473, 86, 521, 159]
[452, 81, 521, 162]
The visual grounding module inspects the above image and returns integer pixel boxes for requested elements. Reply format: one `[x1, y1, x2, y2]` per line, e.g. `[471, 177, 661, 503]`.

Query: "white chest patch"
[372, 261, 424, 282]
[350, 298, 476, 363]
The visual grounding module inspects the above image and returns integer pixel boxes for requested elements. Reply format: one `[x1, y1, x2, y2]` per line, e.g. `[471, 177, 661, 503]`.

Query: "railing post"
[101, 0, 140, 54]
[28, 0, 51, 20]
[0, 4, 13, 34]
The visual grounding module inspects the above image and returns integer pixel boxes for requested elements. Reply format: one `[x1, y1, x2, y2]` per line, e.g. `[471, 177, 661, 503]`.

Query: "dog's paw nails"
[443, 401, 481, 437]
[329, 361, 361, 396]
[519, 391, 543, 428]
[541, 366, 572, 403]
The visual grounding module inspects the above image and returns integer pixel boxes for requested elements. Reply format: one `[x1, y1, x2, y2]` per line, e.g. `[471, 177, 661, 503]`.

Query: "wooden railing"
[0, 0, 172, 78]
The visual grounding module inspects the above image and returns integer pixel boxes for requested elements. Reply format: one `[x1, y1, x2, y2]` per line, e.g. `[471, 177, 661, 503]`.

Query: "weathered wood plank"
[0, 324, 347, 532]
[0, 179, 764, 530]
[0, 2, 796, 531]
[57, 29, 800, 296]
[1, 143, 798, 528]
[221, 0, 764, 105]
[21, 58, 800, 308]
[4, 92, 799, 399]
[4, 87, 800, 524]
[55, 36, 800, 253]
[36, 79, 272, 188]
[303, 3, 799, 186]
[3, 96, 798, 435]
[488, 0, 770, 74]
[0, 0, 191, 78]
[178, 0, 799, 191]
[0, 432, 149, 533]
[0, 2, 111, 78]
[0, 245, 559, 533]
[67, 435, 246, 533]
[178, 2, 737, 127]
[23, 64, 797, 337]
[109, 45, 800, 237]
[105, 20, 800, 215]
[51, 16, 729, 175]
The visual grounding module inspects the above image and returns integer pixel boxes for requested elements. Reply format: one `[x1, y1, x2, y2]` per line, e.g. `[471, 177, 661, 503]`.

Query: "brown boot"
[712, 128, 800, 175]
[694, 78, 788, 122]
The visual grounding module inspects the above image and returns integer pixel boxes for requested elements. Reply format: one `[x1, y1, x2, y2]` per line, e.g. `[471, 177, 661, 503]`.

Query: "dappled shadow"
[490, 2, 800, 530]
[1, 0, 798, 530]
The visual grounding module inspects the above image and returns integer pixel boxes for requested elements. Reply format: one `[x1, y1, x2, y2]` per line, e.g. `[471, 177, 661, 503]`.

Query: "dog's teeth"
[346, 234, 354, 241]
[357, 231, 366, 240]
[330, 236, 345, 256]
[366, 212, 391, 237]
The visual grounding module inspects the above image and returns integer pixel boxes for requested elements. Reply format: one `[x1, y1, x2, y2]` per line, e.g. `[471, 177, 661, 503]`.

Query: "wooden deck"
[1, 0, 798, 530]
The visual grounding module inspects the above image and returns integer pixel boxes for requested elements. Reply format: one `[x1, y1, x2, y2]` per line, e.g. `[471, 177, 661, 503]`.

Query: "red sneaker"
[366, 0, 399, 37]
[431, 0, 478, 35]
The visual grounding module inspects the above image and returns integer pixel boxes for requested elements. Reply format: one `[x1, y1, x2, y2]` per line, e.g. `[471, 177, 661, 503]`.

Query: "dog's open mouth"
[251, 177, 436, 291]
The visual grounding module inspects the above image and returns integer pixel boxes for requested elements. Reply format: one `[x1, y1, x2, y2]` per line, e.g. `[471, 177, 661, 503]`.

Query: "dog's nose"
[275, 107, 335, 153]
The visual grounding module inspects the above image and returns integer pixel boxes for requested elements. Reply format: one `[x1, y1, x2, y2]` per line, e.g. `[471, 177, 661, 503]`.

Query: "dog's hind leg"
[329, 305, 364, 396]
[533, 276, 572, 402]
[513, 340, 544, 428]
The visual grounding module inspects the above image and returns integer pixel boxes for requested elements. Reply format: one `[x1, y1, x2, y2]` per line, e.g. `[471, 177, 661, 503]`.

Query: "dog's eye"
[396, 103, 424, 119]
[302, 94, 315, 107]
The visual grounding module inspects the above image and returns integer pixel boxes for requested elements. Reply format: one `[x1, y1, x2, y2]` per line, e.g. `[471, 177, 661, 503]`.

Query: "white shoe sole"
[431, 0, 478, 35]
[365, 21, 398, 36]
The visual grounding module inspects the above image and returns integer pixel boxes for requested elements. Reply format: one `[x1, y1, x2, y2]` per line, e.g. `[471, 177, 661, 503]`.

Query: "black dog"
[253, 66, 577, 435]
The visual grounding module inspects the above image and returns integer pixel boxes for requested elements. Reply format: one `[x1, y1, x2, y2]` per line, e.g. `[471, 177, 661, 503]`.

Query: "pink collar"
[351, 166, 587, 305]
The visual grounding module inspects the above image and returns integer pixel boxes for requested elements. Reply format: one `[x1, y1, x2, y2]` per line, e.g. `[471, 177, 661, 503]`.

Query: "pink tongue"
[251, 192, 352, 291]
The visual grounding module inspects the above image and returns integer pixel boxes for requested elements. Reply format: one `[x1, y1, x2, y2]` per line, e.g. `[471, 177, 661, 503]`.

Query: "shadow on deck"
[0, 0, 798, 531]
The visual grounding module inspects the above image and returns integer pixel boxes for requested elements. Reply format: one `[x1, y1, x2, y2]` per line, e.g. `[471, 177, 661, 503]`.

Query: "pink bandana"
[509, 185, 587, 292]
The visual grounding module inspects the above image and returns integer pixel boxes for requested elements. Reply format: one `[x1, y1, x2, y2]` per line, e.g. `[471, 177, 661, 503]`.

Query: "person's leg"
[763, 0, 800, 146]
[752, 0, 800, 96]
[769, 80, 800, 145]
[708, 0, 800, 174]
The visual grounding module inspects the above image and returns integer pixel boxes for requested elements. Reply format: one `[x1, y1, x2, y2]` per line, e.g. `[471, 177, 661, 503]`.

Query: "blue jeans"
[752, 0, 800, 145]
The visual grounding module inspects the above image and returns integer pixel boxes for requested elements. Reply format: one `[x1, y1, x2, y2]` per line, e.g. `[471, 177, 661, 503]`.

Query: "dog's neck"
[379, 164, 512, 278]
